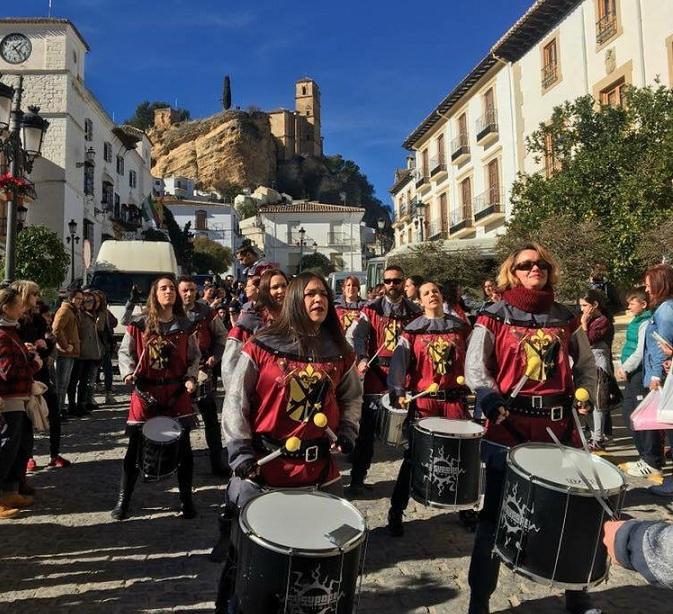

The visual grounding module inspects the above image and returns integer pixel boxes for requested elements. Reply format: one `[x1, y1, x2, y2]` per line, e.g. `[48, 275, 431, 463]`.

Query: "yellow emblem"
[286, 363, 326, 422]
[521, 329, 557, 382]
[427, 337, 454, 375]
[147, 336, 173, 371]
[383, 320, 400, 351]
[341, 310, 357, 330]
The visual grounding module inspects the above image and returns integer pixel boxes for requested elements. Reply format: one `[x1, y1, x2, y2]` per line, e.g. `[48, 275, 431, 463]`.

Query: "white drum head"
[511, 444, 625, 493]
[142, 416, 182, 443]
[242, 490, 365, 552]
[417, 417, 484, 437]
[381, 392, 409, 414]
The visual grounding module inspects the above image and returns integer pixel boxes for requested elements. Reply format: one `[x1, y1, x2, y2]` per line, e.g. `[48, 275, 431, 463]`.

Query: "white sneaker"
[625, 459, 663, 479]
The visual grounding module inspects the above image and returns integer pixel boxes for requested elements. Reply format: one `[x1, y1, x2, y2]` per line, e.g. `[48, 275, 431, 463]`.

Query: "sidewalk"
[0, 385, 671, 613]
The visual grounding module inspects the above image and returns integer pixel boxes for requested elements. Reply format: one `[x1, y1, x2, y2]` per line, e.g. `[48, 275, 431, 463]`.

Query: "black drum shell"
[234, 525, 365, 614]
[494, 460, 624, 588]
[410, 423, 482, 508]
[140, 432, 181, 481]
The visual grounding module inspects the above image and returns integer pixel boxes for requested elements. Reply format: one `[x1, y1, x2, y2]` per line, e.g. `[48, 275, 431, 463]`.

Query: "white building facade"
[239, 202, 366, 274]
[0, 18, 153, 283]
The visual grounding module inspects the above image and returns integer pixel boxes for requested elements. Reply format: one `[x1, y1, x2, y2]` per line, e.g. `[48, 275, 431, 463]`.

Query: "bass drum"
[494, 443, 626, 589]
[235, 490, 367, 614]
[410, 417, 484, 509]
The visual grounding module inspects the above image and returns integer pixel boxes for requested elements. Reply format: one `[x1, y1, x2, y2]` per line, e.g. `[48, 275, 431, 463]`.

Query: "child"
[616, 288, 663, 477]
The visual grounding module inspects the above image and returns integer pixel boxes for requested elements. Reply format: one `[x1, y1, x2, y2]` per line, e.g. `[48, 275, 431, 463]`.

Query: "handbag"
[25, 381, 50, 432]
[630, 389, 673, 430]
[658, 374, 673, 423]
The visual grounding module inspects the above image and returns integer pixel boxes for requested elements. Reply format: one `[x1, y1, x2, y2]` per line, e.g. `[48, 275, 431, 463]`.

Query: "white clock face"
[1, 33, 32, 64]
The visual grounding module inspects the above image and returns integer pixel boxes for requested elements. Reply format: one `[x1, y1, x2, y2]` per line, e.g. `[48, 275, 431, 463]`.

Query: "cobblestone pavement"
[1, 384, 671, 613]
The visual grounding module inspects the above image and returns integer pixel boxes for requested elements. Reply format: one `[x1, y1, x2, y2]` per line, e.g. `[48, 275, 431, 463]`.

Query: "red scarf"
[503, 286, 555, 314]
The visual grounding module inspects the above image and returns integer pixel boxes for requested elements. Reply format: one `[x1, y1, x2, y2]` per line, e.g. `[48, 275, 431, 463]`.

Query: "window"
[542, 39, 558, 88]
[103, 141, 112, 163]
[600, 77, 625, 107]
[596, 0, 617, 44]
[484, 88, 495, 116]
[195, 209, 207, 231]
[129, 169, 137, 188]
[83, 164, 94, 196]
[439, 192, 448, 234]
[102, 181, 114, 209]
[458, 113, 467, 140]
[487, 159, 500, 204]
[116, 155, 124, 175]
[84, 118, 93, 142]
[113, 193, 120, 219]
[421, 149, 429, 178]
[460, 177, 472, 210]
[437, 134, 445, 166]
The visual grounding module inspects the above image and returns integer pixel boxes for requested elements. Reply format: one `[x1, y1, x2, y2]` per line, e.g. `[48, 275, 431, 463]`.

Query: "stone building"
[0, 18, 153, 282]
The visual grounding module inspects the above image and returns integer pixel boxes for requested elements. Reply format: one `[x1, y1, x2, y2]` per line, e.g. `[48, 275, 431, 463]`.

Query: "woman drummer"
[215, 272, 362, 613]
[334, 274, 366, 338]
[464, 243, 597, 614]
[112, 276, 200, 521]
[387, 281, 471, 536]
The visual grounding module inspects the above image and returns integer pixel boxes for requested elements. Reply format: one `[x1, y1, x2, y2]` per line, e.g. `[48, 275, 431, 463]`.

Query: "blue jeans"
[54, 356, 75, 413]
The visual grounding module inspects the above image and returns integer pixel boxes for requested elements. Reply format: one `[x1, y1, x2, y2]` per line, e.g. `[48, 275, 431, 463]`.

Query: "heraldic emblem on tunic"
[520, 329, 560, 382]
[427, 337, 455, 376]
[147, 336, 174, 371]
[286, 363, 330, 422]
[383, 320, 400, 351]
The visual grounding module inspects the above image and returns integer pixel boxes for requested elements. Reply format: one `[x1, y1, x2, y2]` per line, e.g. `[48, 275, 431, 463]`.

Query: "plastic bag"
[631, 389, 673, 430]
[658, 375, 673, 424]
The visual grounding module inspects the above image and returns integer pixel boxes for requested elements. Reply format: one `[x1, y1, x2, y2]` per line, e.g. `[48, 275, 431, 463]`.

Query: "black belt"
[254, 435, 331, 463]
[136, 376, 184, 387]
[508, 394, 572, 420]
[412, 389, 465, 402]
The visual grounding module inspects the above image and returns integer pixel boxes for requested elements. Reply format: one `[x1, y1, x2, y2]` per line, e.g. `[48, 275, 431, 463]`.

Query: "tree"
[222, 76, 232, 111]
[508, 83, 673, 287]
[141, 228, 170, 242]
[162, 206, 193, 271]
[387, 242, 488, 291]
[0, 225, 70, 289]
[125, 100, 190, 131]
[299, 252, 335, 276]
[192, 236, 232, 274]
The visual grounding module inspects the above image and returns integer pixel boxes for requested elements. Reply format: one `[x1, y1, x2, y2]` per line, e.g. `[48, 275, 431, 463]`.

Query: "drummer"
[177, 276, 229, 476]
[335, 274, 366, 339]
[349, 265, 421, 494]
[215, 272, 362, 613]
[386, 281, 470, 536]
[112, 275, 201, 521]
[464, 243, 598, 614]
[219, 268, 288, 391]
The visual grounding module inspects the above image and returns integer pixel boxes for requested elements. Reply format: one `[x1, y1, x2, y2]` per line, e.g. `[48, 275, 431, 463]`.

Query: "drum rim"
[380, 392, 409, 413]
[410, 491, 481, 510]
[239, 489, 368, 556]
[413, 418, 484, 439]
[507, 443, 626, 496]
[493, 544, 608, 590]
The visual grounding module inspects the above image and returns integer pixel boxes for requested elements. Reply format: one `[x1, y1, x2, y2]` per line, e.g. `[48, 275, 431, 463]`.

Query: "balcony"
[328, 231, 353, 246]
[429, 156, 448, 181]
[476, 109, 498, 145]
[449, 205, 475, 238]
[415, 171, 430, 193]
[426, 218, 448, 240]
[473, 190, 505, 226]
[541, 62, 558, 89]
[596, 12, 617, 45]
[450, 134, 470, 164]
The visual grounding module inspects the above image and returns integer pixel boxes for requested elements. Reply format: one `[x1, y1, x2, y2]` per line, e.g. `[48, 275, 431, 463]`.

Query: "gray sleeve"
[570, 328, 598, 403]
[351, 312, 370, 360]
[117, 331, 136, 380]
[465, 324, 498, 394]
[186, 336, 201, 379]
[221, 337, 243, 391]
[120, 301, 136, 326]
[387, 335, 411, 398]
[621, 320, 648, 374]
[335, 363, 362, 444]
[615, 520, 673, 589]
[209, 316, 228, 362]
[222, 352, 258, 470]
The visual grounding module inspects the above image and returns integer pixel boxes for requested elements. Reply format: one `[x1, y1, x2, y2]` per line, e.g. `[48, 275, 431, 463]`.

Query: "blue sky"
[6, 0, 532, 208]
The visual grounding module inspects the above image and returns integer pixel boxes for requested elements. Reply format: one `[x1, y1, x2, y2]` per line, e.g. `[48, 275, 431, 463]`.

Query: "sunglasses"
[513, 259, 550, 272]
[383, 278, 403, 285]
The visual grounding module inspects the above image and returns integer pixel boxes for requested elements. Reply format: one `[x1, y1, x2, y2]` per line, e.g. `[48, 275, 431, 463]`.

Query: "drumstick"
[313, 412, 338, 442]
[407, 382, 440, 403]
[131, 345, 148, 379]
[257, 436, 301, 466]
[366, 341, 388, 368]
[509, 374, 529, 399]
[545, 427, 617, 519]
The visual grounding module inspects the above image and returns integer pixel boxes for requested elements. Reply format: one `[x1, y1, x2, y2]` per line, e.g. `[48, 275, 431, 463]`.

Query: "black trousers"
[197, 394, 224, 464]
[0, 412, 33, 491]
[350, 394, 381, 485]
[45, 387, 62, 458]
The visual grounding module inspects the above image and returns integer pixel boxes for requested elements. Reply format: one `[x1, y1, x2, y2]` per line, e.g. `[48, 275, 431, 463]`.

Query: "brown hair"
[10, 279, 39, 307]
[262, 272, 351, 356]
[144, 276, 185, 338]
[496, 242, 560, 290]
[343, 275, 361, 288]
[255, 268, 288, 315]
[645, 264, 673, 308]
[0, 287, 21, 318]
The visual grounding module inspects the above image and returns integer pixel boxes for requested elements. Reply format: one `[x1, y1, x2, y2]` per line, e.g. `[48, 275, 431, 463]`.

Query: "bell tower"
[295, 78, 322, 156]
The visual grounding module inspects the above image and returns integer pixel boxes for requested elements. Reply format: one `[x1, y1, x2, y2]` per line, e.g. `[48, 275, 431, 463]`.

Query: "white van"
[89, 241, 179, 336]
[327, 271, 367, 300]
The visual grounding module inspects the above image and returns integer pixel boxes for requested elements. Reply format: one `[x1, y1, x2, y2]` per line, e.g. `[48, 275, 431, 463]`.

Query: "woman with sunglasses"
[464, 243, 598, 614]
[215, 272, 362, 612]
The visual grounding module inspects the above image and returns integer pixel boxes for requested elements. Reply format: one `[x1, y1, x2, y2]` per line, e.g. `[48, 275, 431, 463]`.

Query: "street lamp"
[0, 76, 49, 283]
[16, 204, 27, 231]
[66, 218, 80, 284]
[297, 226, 306, 273]
[377, 217, 385, 255]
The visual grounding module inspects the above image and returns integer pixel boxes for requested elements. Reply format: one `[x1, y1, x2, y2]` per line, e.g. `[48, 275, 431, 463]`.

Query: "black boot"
[111, 469, 137, 520]
[210, 506, 235, 562]
[177, 458, 196, 519]
[210, 451, 232, 479]
[387, 507, 404, 537]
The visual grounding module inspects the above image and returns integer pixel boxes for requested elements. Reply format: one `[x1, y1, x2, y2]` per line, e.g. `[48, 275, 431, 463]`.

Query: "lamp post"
[377, 217, 385, 255]
[297, 226, 306, 273]
[66, 218, 80, 284]
[16, 204, 27, 232]
[0, 75, 49, 283]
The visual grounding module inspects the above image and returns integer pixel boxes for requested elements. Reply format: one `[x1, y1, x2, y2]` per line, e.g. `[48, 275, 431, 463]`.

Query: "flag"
[141, 194, 162, 228]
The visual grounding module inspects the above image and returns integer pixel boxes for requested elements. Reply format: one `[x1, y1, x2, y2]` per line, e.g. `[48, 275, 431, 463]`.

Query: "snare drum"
[378, 393, 408, 447]
[195, 368, 214, 401]
[410, 417, 484, 509]
[140, 416, 183, 481]
[235, 490, 367, 614]
[494, 443, 626, 589]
